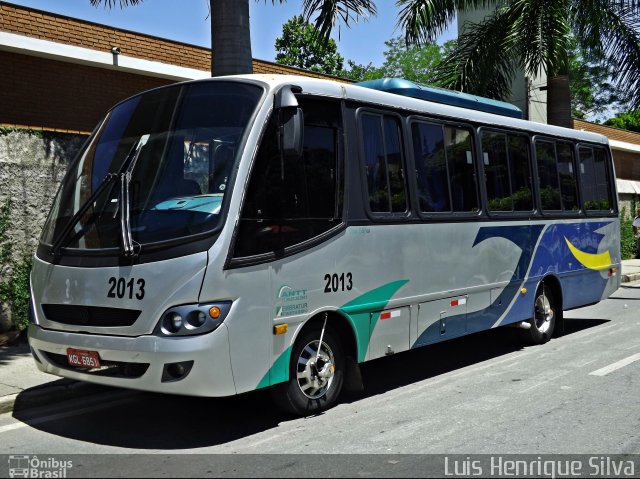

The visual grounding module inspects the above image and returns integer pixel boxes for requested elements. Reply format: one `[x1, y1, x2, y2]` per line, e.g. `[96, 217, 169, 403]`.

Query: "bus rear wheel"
[518, 284, 557, 345]
[272, 324, 345, 416]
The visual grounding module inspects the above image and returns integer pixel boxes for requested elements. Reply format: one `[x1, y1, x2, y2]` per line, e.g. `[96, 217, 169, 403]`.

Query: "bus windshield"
[41, 81, 263, 252]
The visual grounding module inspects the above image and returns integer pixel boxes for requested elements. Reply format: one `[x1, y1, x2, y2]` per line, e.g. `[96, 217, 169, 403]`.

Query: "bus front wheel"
[272, 323, 345, 416]
[519, 284, 557, 345]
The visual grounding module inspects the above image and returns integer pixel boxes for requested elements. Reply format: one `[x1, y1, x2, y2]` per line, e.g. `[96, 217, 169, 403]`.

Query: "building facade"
[0, 1, 341, 133]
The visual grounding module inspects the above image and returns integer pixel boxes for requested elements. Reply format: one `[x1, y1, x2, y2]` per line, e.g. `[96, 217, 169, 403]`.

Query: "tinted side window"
[412, 121, 477, 213]
[233, 99, 342, 258]
[508, 135, 533, 211]
[579, 146, 612, 211]
[482, 132, 533, 212]
[446, 127, 478, 212]
[361, 113, 407, 214]
[482, 132, 511, 211]
[557, 142, 579, 211]
[412, 122, 450, 212]
[535, 141, 562, 211]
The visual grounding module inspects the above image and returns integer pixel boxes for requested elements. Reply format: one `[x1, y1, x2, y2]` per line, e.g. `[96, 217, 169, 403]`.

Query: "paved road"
[0, 283, 639, 475]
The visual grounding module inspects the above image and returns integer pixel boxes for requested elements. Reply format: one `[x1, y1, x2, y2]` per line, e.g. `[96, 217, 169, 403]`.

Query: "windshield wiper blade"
[119, 135, 148, 257]
[50, 137, 147, 256]
[50, 172, 119, 256]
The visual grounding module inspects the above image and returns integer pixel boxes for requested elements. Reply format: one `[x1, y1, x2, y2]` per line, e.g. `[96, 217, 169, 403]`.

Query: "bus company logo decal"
[276, 285, 308, 318]
[8, 455, 72, 478]
[277, 285, 308, 302]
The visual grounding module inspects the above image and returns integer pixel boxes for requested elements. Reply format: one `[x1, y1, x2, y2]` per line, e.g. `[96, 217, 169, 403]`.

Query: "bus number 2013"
[108, 277, 146, 300]
[324, 273, 353, 293]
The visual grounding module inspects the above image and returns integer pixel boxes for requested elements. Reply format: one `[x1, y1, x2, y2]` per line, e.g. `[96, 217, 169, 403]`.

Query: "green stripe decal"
[256, 345, 292, 390]
[256, 279, 409, 389]
[339, 279, 410, 362]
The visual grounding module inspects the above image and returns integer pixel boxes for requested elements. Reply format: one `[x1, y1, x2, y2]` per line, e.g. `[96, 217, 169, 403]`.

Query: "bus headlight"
[155, 302, 232, 337]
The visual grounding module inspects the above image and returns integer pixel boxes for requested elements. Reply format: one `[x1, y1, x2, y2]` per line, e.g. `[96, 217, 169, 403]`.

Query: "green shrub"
[0, 198, 33, 331]
[620, 206, 637, 260]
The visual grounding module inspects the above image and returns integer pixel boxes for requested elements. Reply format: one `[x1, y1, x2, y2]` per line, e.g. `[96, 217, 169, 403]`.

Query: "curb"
[621, 272, 640, 283]
[0, 394, 18, 415]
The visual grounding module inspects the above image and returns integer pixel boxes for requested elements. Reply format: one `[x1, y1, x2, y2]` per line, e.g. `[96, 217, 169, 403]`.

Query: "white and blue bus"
[28, 75, 620, 415]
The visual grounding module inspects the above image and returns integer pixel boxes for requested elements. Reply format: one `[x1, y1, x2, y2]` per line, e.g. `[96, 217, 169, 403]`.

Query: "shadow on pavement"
[12, 316, 609, 450]
[0, 332, 30, 367]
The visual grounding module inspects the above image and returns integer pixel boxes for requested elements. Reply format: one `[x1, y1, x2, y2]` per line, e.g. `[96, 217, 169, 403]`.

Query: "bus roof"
[140, 75, 609, 146]
[354, 78, 523, 120]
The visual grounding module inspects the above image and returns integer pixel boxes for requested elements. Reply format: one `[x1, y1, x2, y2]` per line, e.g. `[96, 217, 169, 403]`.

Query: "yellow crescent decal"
[564, 237, 612, 270]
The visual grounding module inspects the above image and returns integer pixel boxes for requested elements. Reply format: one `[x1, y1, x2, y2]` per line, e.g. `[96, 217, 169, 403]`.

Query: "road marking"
[589, 353, 640, 377]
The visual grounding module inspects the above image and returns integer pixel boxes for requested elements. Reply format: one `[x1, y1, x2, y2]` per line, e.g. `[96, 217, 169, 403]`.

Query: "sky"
[5, 0, 457, 67]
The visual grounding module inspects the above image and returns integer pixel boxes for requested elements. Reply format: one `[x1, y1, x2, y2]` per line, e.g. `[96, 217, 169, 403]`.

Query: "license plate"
[67, 348, 101, 369]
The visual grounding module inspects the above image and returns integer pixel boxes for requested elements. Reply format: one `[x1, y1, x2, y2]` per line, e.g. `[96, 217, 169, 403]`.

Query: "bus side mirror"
[279, 107, 304, 159]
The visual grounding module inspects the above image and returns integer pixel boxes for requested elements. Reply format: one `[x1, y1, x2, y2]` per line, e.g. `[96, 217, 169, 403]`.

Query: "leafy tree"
[398, 0, 640, 127]
[604, 111, 640, 132]
[275, 16, 345, 76]
[341, 60, 384, 82]
[91, 0, 640, 127]
[90, 0, 377, 76]
[343, 37, 456, 84]
[569, 41, 630, 119]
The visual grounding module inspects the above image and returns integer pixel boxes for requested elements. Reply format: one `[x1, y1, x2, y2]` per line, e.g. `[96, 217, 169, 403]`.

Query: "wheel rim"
[534, 292, 554, 334]
[296, 339, 336, 399]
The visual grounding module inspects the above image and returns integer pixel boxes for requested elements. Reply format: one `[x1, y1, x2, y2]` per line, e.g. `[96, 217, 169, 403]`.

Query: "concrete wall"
[0, 129, 87, 261]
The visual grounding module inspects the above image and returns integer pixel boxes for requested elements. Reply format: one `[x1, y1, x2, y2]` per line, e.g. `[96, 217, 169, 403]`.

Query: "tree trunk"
[211, 0, 253, 77]
[547, 74, 572, 128]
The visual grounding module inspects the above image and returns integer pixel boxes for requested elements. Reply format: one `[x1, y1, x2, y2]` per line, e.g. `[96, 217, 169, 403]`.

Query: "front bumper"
[28, 323, 236, 397]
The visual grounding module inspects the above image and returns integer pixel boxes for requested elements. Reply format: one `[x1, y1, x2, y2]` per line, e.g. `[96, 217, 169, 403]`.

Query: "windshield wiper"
[118, 134, 148, 257]
[50, 136, 148, 256]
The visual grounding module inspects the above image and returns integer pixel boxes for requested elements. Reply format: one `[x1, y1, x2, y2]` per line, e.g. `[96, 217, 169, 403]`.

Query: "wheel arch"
[293, 309, 359, 363]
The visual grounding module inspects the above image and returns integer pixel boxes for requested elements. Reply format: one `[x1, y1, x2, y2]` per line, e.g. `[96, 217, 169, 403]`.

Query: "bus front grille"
[41, 304, 141, 327]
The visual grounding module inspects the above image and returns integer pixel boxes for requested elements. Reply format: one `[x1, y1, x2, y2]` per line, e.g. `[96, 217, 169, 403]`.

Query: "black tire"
[518, 283, 557, 345]
[271, 324, 345, 416]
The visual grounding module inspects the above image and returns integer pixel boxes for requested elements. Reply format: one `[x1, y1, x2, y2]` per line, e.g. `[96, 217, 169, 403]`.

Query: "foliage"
[343, 37, 456, 84]
[0, 126, 43, 138]
[419, 0, 640, 114]
[569, 42, 632, 120]
[620, 206, 638, 260]
[275, 16, 345, 75]
[341, 60, 383, 82]
[0, 199, 33, 331]
[604, 111, 640, 133]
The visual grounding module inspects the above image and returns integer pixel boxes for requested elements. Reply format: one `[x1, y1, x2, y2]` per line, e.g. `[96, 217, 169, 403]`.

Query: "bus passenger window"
[482, 132, 511, 211]
[482, 131, 534, 213]
[361, 113, 407, 214]
[507, 135, 533, 211]
[412, 122, 450, 212]
[557, 142, 579, 211]
[579, 146, 612, 211]
[444, 126, 478, 212]
[535, 141, 562, 211]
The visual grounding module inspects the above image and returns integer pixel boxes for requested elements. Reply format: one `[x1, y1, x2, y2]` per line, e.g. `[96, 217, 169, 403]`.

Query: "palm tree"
[396, 0, 640, 127]
[90, 0, 377, 77]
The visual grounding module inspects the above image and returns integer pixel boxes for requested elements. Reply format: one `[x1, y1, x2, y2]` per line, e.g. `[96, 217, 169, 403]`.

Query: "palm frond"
[89, 0, 143, 8]
[396, 0, 505, 45]
[572, 0, 640, 108]
[513, 0, 571, 77]
[432, 6, 521, 100]
[301, 0, 377, 40]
